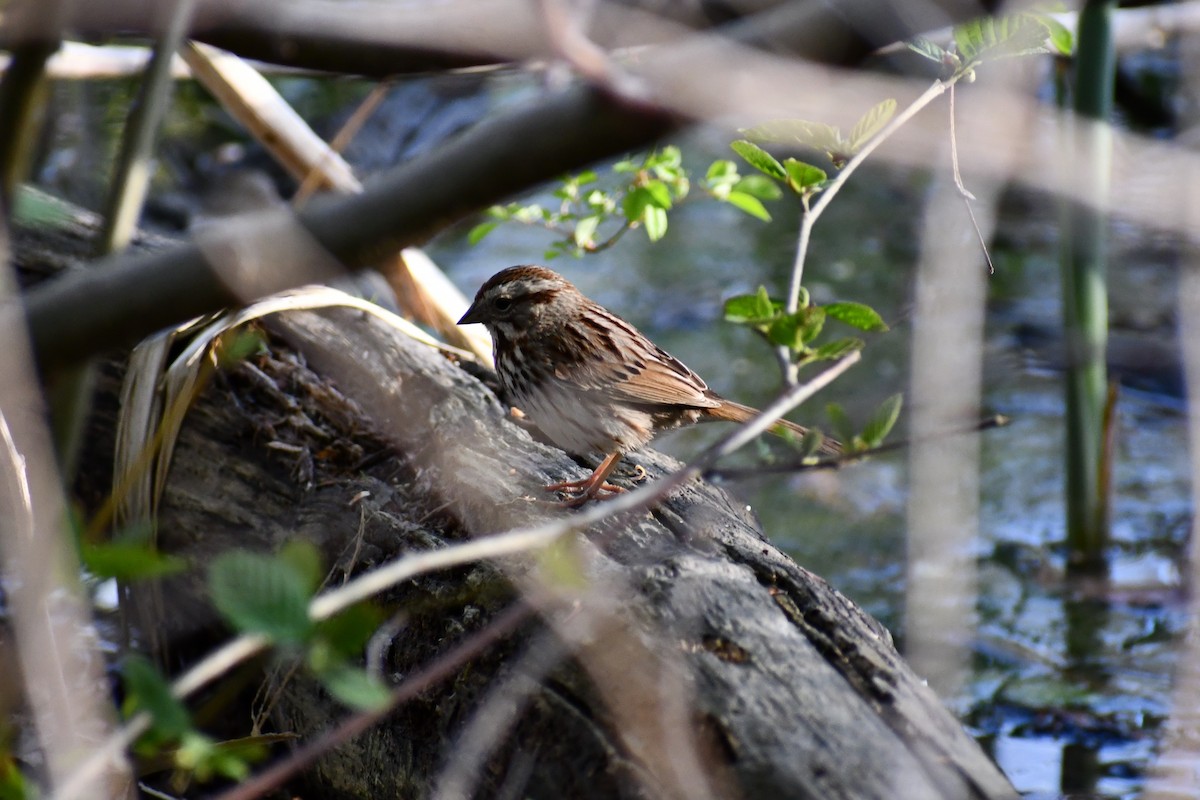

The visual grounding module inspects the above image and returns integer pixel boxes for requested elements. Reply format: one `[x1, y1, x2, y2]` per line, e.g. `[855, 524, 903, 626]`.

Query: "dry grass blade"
[182, 40, 493, 362]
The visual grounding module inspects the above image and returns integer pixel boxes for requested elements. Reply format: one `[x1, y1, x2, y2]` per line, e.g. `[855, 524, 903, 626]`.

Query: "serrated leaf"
[82, 541, 187, 581]
[573, 215, 601, 248]
[643, 205, 668, 242]
[730, 140, 786, 180]
[954, 19, 987, 62]
[278, 540, 323, 594]
[825, 403, 854, 444]
[741, 120, 846, 157]
[783, 159, 827, 194]
[733, 175, 782, 200]
[466, 221, 498, 245]
[725, 191, 772, 222]
[1042, 15, 1073, 55]
[209, 550, 314, 644]
[823, 301, 888, 332]
[860, 393, 903, 448]
[849, 99, 897, 152]
[122, 655, 191, 739]
[906, 36, 947, 63]
[318, 663, 392, 711]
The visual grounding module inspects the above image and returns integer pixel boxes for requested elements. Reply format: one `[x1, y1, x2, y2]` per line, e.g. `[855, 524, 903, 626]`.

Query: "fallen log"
[65, 283, 1017, 798]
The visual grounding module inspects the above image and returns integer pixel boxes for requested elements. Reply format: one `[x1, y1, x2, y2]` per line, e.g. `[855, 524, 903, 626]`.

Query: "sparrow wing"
[553, 304, 722, 410]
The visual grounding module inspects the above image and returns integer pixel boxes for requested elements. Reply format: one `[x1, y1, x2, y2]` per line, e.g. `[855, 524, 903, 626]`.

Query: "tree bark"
[64, 289, 1018, 798]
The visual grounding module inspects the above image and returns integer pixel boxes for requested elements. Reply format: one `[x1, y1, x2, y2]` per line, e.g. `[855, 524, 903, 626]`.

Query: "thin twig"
[704, 413, 1008, 479]
[949, 82, 995, 274]
[782, 74, 968, 384]
[212, 602, 534, 800]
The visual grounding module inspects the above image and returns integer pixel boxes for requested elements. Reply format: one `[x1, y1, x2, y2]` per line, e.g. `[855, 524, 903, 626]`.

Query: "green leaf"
[741, 120, 846, 159]
[643, 179, 673, 209]
[725, 191, 772, 222]
[783, 159, 827, 194]
[316, 602, 384, 658]
[642, 205, 668, 242]
[622, 186, 650, 221]
[277, 540, 324, 594]
[733, 175, 783, 200]
[954, 19, 988, 62]
[467, 221, 499, 245]
[1041, 15, 1073, 55]
[906, 36, 947, 63]
[849, 99, 897, 152]
[723, 287, 778, 324]
[823, 301, 888, 332]
[860, 393, 903, 448]
[12, 186, 75, 229]
[825, 403, 854, 445]
[317, 663, 392, 712]
[573, 215, 601, 248]
[730, 140, 786, 180]
[216, 329, 266, 367]
[810, 337, 865, 362]
[768, 308, 825, 351]
[122, 655, 191, 739]
[706, 159, 738, 183]
[797, 428, 827, 461]
[81, 541, 187, 581]
[208, 550, 314, 644]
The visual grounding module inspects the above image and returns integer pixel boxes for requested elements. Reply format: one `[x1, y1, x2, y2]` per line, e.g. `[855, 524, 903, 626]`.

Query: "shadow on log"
[68, 286, 1018, 798]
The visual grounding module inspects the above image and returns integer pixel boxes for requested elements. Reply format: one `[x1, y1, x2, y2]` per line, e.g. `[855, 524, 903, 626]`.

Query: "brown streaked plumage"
[458, 265, 837, 504]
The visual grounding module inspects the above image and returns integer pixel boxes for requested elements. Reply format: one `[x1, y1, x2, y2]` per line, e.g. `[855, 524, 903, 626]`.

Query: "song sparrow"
[459, 265, 837, 503]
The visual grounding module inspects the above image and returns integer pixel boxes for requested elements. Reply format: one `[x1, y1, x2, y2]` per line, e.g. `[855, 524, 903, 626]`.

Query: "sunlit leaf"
[573, 215, 601, 248]
[741, 120, 845, 158]
[725, 191, 772, 222]
[730, 140, 786, 180]
[733, 175, 783, 200]
[783, 159, 827, 194]
[823, 301, 888, 332]
[768, 307, 825, 350]
[723, 287, 778, 324]
[643, 205, 668, 241]
[849, 99, 897, 152]
[1041, 15, 1073, 55]
[643, 179, 673, 209]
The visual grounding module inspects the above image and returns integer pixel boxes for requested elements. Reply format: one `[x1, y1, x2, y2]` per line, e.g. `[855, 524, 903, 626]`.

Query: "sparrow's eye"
[492, 296, 513, 313]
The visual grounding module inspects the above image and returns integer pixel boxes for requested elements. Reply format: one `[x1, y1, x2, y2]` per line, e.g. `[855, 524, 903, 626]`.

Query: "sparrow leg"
[545, 451, 625, 504]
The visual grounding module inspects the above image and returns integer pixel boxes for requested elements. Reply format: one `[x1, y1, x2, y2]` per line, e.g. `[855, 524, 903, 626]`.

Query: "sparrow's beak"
[458, 301, 485, 325]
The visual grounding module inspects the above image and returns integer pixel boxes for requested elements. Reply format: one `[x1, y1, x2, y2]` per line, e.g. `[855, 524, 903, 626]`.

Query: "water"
[435, 133, 1190, 797]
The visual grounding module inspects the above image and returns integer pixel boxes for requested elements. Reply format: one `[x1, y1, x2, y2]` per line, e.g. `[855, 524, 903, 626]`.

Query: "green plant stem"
[1061, 0, 1115, 573]
[782, 72, 967, 384]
